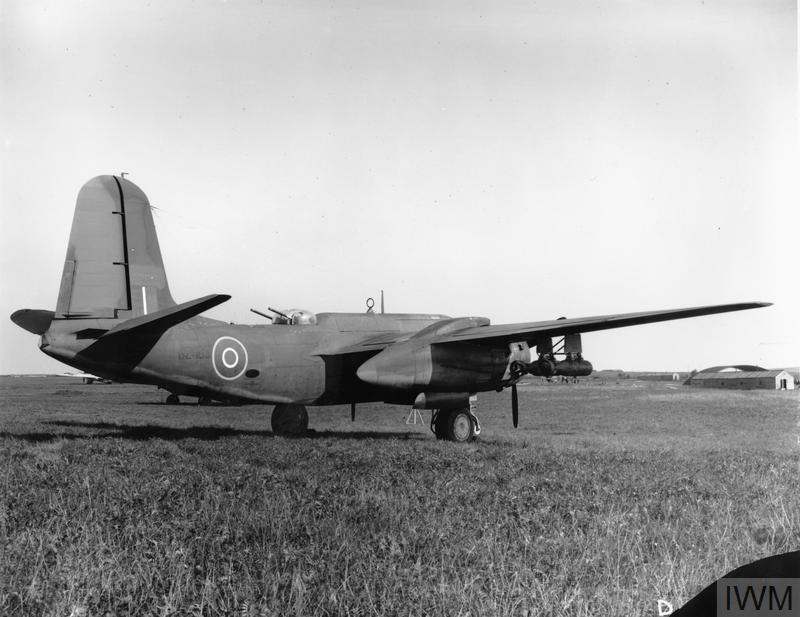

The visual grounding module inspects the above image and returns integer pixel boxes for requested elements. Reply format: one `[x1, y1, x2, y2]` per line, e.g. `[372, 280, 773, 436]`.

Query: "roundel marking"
[212, 336, 249, 380]
[222, 347, 239, 369]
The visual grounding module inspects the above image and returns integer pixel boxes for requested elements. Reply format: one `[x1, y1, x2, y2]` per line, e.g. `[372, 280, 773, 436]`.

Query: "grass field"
[1, 376, 798, 616]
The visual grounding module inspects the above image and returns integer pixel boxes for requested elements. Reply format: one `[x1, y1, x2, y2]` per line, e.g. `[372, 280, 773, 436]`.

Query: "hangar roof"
[690, 370, 787, 380]
[698, 365, 766, 373]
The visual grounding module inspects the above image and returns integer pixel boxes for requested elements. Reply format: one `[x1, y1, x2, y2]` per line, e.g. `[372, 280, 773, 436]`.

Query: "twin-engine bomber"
[11, 176, 771, 441]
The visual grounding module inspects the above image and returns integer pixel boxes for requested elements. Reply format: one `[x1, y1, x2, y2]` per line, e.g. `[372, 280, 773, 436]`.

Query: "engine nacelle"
[356, 338, 506, 391]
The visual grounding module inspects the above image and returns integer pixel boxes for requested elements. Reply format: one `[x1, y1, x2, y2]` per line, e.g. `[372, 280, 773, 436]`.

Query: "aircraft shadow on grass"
[2, 420, 423, 442]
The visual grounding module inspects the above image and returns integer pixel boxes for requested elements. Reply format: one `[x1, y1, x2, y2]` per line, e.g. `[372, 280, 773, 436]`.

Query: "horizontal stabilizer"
[102, 294, 231, 338]
[10, 309, 55, 335]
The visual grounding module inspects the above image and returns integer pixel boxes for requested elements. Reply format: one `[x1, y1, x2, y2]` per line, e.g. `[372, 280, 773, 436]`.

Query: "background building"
[686, 366, 795, 390]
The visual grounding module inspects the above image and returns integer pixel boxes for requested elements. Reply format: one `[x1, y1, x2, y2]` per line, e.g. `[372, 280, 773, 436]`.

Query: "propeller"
[351, 402, 356, 422]
[511, 384, 519, 428]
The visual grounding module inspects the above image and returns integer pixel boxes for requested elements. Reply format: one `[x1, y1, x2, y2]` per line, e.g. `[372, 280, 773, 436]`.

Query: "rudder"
[55, 175, 176, 320]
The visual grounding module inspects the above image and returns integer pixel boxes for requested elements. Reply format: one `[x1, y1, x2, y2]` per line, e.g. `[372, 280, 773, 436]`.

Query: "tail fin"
[55, 176, 176, 320]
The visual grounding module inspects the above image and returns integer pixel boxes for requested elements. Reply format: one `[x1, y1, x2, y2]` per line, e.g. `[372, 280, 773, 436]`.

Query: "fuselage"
[40, 311, 448, 405]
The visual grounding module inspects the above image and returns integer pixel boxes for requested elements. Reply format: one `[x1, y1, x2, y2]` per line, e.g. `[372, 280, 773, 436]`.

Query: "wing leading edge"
[430, 302, 771, 347]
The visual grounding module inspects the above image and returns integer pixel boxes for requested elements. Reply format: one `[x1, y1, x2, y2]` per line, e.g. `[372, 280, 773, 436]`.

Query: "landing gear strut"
[271, 403, 309, 436]
[431, 407, 480, 443]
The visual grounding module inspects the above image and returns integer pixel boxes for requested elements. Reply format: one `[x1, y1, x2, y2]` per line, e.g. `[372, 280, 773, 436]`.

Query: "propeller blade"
[512, 384, 519, 428]
[351, 402, 356, 422]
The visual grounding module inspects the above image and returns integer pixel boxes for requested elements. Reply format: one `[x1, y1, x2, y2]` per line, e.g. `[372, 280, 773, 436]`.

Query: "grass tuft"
[1, 376, 798, 615]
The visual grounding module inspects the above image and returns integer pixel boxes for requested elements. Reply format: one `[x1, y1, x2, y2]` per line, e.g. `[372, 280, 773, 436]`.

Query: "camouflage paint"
[12, 175, 771, 409]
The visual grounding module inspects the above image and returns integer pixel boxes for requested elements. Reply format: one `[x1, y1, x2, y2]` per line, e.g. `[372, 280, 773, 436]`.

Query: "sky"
[1, 0, 797, 374]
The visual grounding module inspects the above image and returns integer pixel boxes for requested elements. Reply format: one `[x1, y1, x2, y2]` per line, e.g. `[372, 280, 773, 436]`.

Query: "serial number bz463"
[178, 350, 211, 361]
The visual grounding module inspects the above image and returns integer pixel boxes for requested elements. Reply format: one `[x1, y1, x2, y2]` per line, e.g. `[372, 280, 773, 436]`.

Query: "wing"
[430, 302, 771, 347]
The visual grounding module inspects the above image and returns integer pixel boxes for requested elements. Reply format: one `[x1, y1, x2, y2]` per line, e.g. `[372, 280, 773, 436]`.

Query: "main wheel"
[443, 408, 477, 443]
[165, 394, 180, 405]
[271, 404, 309, 436]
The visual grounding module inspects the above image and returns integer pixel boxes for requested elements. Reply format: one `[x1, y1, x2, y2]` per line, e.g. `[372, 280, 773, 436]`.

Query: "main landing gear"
[271, 403, 309, 436]
[431, 407, 481, 443]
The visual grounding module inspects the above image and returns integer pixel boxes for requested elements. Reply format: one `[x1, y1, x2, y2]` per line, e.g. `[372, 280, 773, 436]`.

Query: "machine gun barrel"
[268, 306, 290, 319]
[250, 308, 273, 321]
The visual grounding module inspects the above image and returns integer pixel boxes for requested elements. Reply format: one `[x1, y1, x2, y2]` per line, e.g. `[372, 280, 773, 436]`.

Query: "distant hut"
[686, 366, 795, 390]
